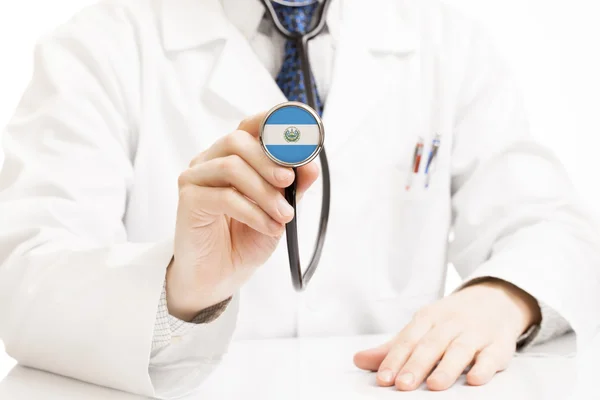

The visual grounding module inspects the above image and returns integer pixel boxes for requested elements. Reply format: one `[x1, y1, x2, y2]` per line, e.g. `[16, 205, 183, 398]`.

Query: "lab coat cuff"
[525, 300, 571, 347]
[166, 295, 233, 337]
[153, 277, 234, 353]
[149, 295, 239, 399]
[152, 282, 175, 352]
[152, 279, 206, 352]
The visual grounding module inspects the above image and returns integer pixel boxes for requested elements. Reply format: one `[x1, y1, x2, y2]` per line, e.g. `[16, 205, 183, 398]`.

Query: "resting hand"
[354, 279, 541, 391]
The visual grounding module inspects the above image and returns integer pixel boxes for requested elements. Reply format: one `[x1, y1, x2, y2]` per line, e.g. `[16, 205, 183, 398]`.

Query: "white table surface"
[0, 334, 579, 400]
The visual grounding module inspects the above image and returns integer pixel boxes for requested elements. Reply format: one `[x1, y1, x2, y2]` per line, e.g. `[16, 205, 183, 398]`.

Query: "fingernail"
[378, 369, 394, 384]
[277, 197, 294, 218]
[275, 168, 294, 182]
[397, 372, 414, 386]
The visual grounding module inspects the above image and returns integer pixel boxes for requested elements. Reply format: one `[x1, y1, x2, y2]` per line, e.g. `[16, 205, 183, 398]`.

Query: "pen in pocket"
[424, 134, 441, 188]
[405, 137, 424, 191]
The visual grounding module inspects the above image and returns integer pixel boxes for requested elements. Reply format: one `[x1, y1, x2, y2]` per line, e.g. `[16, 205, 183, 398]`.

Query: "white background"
[0, 0, 599, 359]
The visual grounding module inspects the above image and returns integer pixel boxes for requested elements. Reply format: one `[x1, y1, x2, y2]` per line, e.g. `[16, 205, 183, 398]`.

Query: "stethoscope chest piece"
[260, 102, 324, 168]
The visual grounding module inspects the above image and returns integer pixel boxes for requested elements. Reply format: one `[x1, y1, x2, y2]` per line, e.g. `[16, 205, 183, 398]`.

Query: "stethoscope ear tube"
[261, 0, 331, 41]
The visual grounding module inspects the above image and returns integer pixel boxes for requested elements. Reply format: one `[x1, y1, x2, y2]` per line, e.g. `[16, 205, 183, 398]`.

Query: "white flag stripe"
[262, 124, 321, 146]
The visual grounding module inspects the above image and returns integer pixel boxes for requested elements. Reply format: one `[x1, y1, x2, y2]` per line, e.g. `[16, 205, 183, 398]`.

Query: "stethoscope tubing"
[262, 0, 331, 42]
[260, 0, 332, 291]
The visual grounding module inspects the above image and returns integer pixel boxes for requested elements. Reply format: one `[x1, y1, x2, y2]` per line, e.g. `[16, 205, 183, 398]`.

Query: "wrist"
[166, 258, 199, 321]
[466, 278, 542, 336]
[165, 257, 232, 321]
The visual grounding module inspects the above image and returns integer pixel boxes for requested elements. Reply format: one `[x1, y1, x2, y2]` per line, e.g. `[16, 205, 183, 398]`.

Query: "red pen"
[405, 137, 424, 191]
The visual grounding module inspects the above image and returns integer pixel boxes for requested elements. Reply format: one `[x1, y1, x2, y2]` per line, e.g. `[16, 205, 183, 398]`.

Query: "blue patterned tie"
[272, 1, 324, 115]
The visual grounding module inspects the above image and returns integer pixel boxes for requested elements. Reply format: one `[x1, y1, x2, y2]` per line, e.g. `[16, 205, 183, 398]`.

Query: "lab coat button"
[171, 336, 183, 345]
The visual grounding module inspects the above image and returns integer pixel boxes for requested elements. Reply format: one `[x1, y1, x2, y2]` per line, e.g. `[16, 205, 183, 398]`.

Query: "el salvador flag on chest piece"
[260, 102, 324, 167]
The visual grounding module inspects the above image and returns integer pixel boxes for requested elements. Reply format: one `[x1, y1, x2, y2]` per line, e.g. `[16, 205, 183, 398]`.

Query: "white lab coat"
[1, 0, 599, 398]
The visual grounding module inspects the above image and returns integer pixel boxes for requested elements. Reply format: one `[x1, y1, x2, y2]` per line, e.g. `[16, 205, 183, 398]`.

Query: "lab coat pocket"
[373, 169, 449, 302]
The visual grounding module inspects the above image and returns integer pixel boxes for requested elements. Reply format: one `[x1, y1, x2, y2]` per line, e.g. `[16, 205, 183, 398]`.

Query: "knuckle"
[219, 154, 243, 174]
[393, 329, 419, 348]
[177, 181, 196, 202]
[404, 359, 427, 374]
[379, 353, 401, 370]
[394, 337, 415, 349]
[414, 340, 437, 356]
[246, 207, 264, 228]
[177, 169, 192, 188]
[222, 131, 241, 152]
[388, 330, 414, 347]
[221, 187, 238, 203]
[188, 152, 204, 168]
[393, 328, 422, 349]
[449, 339, 477, 355]
[238, 116, 253, 129]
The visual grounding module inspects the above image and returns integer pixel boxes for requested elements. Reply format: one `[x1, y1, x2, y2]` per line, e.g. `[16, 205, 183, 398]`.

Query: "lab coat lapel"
[204, 30, 287, 119]
[160, 0, 285, 119]
[323, 0, 418, 155]
[160, 0, 420, 144]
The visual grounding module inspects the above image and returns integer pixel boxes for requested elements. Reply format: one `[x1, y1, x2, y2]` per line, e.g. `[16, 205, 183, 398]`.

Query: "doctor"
[0, 0, 599, 398]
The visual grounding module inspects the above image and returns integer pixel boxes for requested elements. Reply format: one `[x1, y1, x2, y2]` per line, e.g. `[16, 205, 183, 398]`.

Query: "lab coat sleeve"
[447, 22, 600, 347]
[0, 4, 237, 398]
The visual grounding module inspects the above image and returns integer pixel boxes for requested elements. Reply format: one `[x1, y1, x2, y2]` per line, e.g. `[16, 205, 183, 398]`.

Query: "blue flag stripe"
[265, 145, 318, 164]
[265, 106, 317, 125]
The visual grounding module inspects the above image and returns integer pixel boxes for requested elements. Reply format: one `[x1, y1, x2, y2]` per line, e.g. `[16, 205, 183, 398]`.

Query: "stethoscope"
[259, 0, 332, 291]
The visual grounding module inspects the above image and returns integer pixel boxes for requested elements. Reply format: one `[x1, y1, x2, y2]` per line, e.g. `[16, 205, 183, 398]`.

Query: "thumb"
[353, 341, 394, 372]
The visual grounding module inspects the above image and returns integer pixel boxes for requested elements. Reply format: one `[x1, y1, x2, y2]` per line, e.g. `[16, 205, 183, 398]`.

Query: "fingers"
[182, 155, 294, 224]
[180, 185, 284, 237]
[180, 111, 320, 234]
[361, 332, 514, 393]
[194, 129, 296, 189]
[467, 342, 514, 386]
[394, 322, 463, 391]
[426, 334, 482, 391]
[375, 315, 433, 387]
[353, 341, 394, 372]
[189, 112, 320, 198]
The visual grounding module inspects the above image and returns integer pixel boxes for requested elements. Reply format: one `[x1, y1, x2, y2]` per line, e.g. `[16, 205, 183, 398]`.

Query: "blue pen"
[424, 135, 441, 188]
